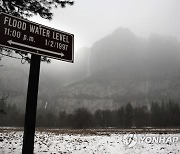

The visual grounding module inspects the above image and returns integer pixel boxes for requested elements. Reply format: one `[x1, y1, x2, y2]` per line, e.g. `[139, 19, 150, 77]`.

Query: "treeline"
[0, 100, 180, 128]
[0, 99, 24, 127]
[37, 100, 180, 128]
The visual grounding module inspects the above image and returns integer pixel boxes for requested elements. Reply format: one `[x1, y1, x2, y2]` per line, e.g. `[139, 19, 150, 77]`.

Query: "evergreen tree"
[102, 110, 113, 128]
[134, 106, 149, 128]
[72, 108, 93, 129]
[58, 111, 69, 128]
[160, 100, 167, 126]
[150, 101, 161, 127]
[93, 110, 104, 128]
[0, 0, 74, 19]
[0, 103, 24, 127]
[116, 107, 125, 128]
[45, 111, 57, 127]
[0, 95, 7, 115]
[124, 102, 133, 128]
[36, 108, 46, 127]
[166, 100, 180, 126]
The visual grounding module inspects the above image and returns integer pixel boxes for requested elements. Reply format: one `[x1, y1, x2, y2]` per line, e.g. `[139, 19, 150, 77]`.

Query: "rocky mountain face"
[56, 28, 180, 112]
[1, 27, 180, 112]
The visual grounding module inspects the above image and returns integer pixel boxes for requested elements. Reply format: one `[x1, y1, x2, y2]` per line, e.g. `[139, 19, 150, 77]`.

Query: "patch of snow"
[0, 130, 180, 154]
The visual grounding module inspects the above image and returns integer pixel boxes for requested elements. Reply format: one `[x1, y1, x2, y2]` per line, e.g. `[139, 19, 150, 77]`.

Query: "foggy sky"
[31, 0, 180, 52]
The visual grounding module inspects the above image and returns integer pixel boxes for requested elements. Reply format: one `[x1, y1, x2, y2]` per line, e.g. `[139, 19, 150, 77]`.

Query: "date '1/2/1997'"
[45, 39, 68, 51]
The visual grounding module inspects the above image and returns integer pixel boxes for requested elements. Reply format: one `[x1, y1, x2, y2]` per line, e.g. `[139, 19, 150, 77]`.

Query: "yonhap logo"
[122, 133, 138, 148]
[139, 135, 179, 144]
[122, 133, 179, 148]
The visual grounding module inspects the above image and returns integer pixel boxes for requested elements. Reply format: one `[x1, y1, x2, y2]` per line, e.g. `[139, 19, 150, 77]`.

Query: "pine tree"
[150, 101, 161, 127]
[72, 108, 93, 129]
[134, 106, 149, 128]
[124, 102, 133, 128]
[0, 0, 74, 19]
[116, 107, 125, 128]
[0, 95, 7, 115]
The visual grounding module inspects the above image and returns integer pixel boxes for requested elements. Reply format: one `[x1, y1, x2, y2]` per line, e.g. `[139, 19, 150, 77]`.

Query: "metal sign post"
[22, 54, 41, 154]
[0, 12, 74, 154]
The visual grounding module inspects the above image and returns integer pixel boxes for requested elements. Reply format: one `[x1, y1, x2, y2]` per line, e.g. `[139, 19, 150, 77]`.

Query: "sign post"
[0, 12, 74, 154]
[22, 54, 41, 154]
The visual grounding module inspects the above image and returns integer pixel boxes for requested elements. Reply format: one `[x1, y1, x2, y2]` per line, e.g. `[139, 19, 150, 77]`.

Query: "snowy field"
[0, 128, 180, 154]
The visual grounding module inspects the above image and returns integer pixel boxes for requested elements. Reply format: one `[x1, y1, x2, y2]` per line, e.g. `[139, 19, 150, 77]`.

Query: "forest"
[0, 99, 180, 129]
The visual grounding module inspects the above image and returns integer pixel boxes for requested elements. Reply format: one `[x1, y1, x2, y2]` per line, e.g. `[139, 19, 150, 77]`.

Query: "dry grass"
[0, 127, 180, 135]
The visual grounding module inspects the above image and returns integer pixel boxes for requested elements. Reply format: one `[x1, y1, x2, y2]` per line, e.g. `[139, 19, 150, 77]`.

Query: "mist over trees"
[0, 98, 23, 126]
[1, 100, 180, 128]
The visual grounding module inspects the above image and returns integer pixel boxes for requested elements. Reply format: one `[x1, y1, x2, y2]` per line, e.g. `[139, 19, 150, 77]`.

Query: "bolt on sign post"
[0, 12, 74, 154]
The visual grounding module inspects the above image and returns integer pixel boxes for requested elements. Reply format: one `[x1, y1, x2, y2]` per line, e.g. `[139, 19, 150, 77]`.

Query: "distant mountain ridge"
[1, 27, 180, 112]
[55, 28, 180, 112]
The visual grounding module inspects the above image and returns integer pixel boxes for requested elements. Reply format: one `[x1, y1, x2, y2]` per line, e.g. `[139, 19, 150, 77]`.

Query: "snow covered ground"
[0, 128, 180, 154]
